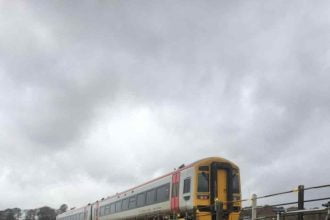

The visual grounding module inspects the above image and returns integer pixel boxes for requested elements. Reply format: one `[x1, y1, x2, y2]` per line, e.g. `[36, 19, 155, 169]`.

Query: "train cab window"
[137, 193, 145, 207]
[122, 198, 129, 210]
[183, 178, 191, 193]
[146, 189, 156, 205]
[128, 196, 136, 209]
[232, 173, 240, 193]
[199, 166, 209, 171]
[198, 172, 209, 192]
[115, 201, 121, 212]
[156, 183, 170, 202]
[110, 203, 116, 213]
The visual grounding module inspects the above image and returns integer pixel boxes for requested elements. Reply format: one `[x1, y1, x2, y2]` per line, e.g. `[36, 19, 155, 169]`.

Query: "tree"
[25, 209, 36, 220]
[12, 208, 21, 220]
[37, 207, 56, 220]
[0, 211, 4, 220]
[57, 205, 68, 215]
[4, 209, 15, 220]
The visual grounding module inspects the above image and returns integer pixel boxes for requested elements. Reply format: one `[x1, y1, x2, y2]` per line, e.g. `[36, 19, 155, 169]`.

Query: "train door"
[171, 171, 180, 213]
[216, 169, 228, 209]
[210, 163, 234, 220]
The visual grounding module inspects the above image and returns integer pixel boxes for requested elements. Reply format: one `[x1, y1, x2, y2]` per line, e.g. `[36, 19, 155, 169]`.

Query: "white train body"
[57, 157, 241, 220]
[96, 166, 195, 220]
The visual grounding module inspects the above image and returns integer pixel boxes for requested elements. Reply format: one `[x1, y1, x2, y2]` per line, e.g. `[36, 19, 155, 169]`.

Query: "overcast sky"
[0, 0, 330, 210]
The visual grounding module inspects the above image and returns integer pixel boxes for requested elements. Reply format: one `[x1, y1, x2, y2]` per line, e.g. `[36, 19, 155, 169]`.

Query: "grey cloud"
[0, 0, 330, 210]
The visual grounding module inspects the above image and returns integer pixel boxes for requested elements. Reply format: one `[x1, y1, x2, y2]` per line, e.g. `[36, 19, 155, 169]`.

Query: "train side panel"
[99, 174, 172, 220]
[178, 166, 195, 212]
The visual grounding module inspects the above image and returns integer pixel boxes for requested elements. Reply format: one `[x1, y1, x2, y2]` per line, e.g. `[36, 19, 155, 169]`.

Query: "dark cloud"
[0, 0, 330, 210]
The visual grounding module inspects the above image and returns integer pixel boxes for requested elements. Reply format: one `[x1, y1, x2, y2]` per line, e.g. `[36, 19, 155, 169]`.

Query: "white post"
[277, 212, 280, 220]
[251, 194, 257, 220]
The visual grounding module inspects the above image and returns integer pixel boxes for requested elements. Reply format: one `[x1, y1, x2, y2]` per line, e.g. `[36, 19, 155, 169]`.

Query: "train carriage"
[56, 157, 241, 220]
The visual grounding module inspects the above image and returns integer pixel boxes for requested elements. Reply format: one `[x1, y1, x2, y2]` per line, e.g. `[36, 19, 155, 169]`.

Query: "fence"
[231, 184, 330, 220]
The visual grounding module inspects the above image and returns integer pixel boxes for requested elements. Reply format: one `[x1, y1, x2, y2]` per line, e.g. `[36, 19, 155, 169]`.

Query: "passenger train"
[56, 157, 241, 220]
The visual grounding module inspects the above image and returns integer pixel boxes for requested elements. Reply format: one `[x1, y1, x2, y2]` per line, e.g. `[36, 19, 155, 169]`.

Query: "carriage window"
[198, 172, 209, 192]
[171, 183, 179, 197]
[128, 196, 136, 209]
[183, 178, 191, 193]
[137, 193, 145, 207]
[115, 201, 121, 212]
[156, 183, 170, 202]
[99, 207, 104, 216]
[122, 198, 129, 210]
[110, 203, 116, 213]
[146, 189, 156, 205]
[105, 204, 111, 215]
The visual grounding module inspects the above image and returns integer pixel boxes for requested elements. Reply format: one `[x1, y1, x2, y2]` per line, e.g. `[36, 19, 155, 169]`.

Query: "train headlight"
[233, 195, 241, 201]
[197, 195, 209, 200]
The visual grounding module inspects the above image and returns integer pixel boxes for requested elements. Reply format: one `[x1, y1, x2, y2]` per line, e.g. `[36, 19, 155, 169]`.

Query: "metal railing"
[242, 184, 330, 220]
[177, 184, 329, 220]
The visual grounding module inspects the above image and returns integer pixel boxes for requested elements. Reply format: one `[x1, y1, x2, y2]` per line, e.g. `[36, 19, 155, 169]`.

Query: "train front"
[193, 158, 241, 220]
